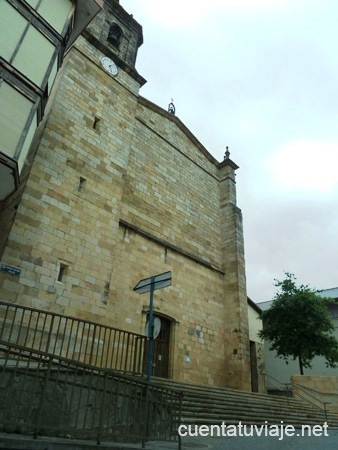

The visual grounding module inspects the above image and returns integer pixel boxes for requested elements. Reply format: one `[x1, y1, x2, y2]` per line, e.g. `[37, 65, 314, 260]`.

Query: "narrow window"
[93, 116, 100, 130]
[57, 264, 68, 282]
[78, 177, 86, 192]
[102, 281, 110, 304]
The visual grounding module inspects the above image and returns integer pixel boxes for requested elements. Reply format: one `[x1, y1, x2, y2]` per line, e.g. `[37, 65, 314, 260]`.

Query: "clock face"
[101, 56, 118, 76]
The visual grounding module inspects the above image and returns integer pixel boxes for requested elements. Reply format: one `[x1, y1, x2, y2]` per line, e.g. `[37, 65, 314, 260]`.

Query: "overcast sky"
[121, 0, 338, 303]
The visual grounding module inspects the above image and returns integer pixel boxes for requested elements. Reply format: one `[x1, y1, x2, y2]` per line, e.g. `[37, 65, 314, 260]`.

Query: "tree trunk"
[298, 357, 304, 375]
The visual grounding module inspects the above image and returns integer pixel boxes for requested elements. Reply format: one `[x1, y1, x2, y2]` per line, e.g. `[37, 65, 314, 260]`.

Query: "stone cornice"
[119, 219, 225, 275]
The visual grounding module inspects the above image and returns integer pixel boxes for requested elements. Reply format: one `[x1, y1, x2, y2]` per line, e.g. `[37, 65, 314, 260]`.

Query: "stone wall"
[0, 4, 251, 390]
[0, 362, 177, 442]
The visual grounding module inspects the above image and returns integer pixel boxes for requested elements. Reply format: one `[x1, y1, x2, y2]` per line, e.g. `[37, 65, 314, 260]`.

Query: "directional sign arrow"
[133, 271, 172, 294]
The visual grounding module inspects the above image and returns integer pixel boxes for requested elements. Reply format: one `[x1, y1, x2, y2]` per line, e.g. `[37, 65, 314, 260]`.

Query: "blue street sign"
[0, 263, 21, 277]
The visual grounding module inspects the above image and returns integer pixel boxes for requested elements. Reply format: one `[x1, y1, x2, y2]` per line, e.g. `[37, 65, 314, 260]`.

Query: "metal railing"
[264, 373, 333, 423]
[264, 373, 292, 404]
[291, 380, 331, 422]
[0, 340, 183, 446]
[0, 300, 146, 375]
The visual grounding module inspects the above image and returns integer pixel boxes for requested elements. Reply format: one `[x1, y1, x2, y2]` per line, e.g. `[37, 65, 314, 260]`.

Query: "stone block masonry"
[0, 3, 251, 390]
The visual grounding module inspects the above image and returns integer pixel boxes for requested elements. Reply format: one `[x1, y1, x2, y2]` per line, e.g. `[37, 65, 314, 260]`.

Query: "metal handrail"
[0, 340, 183, 447]
[0, 300, 146, 375]
[264, 372, 334, 422]
[291, 380, 331, 422]
[292, 380, 338, 400]
[264, 373, 292, 405]
[264, 372, 291, 389]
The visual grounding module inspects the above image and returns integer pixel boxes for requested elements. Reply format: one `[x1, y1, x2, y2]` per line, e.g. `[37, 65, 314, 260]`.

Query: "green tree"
[259, 273, 338, 375]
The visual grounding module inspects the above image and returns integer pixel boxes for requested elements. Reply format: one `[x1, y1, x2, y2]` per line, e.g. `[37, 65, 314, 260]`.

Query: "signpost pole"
[134, 271, 172, 446]
[147, 276, 155, 382]
[134, 271, 171, 384]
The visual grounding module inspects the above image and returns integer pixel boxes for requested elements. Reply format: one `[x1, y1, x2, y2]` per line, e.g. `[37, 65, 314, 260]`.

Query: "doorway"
[143, 315, 171, 378]
[250, 340, 259, 392]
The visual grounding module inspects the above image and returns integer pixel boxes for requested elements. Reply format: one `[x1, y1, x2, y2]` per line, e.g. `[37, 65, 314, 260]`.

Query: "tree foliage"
[258, 273, 338, 374]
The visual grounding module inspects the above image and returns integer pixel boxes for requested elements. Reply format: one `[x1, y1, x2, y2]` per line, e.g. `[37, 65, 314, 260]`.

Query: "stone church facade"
[0, 0, 252, 390]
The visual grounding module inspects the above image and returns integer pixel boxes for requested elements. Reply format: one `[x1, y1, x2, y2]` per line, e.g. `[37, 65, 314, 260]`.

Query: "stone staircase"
[152, 378, 338, 428]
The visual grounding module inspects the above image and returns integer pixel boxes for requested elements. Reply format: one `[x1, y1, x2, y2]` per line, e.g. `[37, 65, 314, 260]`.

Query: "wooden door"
[143, 316, 171, 378]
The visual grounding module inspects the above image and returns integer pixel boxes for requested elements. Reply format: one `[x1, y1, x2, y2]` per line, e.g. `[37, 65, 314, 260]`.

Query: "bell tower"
[79, 0, 146, 88]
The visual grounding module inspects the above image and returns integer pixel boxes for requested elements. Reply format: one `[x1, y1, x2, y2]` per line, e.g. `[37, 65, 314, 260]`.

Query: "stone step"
[181, 406, 338, 427]
[154, 379, 294, 402]
[152, 378, 338, 428]
[180, 401, 320, 417]
[180, 404, 323, 417]
[180, 409, 327, 421]
[180, 394, 308, 408]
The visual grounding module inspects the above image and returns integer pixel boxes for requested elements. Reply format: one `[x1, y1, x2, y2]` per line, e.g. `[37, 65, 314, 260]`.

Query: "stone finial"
[168, 99, 175, 115]
[224, 146, 230, 160]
